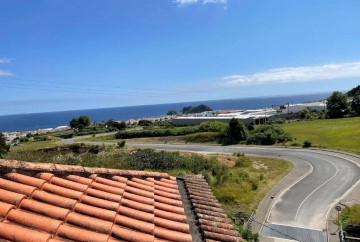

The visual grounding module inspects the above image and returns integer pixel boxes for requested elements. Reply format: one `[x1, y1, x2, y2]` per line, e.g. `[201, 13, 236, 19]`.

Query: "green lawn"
[280, 117, 360, 154]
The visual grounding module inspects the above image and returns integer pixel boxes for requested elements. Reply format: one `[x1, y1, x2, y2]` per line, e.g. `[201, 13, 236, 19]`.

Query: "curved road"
[61, 138, 360, 240]
[127, 144, 360, 234]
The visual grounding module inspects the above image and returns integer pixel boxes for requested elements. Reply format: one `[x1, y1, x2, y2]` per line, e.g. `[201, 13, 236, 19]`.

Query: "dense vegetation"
[105, 119, 127, 131]
[327, 91, 349, 118]
[347, 85, 360, 97]
[115, 121, 227, 139]
[0, 132, 10, 158]
[70, 115, 91, 129]
[246, 125, 293, 145]
[340, 204, 360, 226]
[115, 118, 293, 147]
[221, 119, 293, 145]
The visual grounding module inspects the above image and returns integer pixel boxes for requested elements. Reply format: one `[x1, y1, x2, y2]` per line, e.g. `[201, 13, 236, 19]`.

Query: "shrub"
[259, 174, 264, 180]
[118, 140, 126, 148]
[116, 121, 225, 139]
[303, 140, 312, 148]
[340, 204, 360, 226]
[234, 156, 252, 167]
[247, 125, 293, 145]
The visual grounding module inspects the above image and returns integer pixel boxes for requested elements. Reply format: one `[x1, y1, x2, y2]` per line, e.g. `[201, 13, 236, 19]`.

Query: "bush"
[303, 140, 312, 148]
[118, 140, 126, 148]
[116, 121, 226, 139]
[247, 125, 293, 145]
[340, 204, 360, 226]
[234, 156, 252, 167]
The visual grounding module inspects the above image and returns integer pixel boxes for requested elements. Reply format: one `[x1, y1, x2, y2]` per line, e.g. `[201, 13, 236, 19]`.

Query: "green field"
[10, 136, 62, 152]
[280, 117, 360, 154]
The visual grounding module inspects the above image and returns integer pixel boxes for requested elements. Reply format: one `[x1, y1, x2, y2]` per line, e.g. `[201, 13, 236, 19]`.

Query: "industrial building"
[172, 108, 278, 126]
[172, 101, 326, 126]
[280, 101, 326, 114]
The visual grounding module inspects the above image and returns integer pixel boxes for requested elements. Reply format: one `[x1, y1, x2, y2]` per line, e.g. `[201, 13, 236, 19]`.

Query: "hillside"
[280, 117, 360, 154]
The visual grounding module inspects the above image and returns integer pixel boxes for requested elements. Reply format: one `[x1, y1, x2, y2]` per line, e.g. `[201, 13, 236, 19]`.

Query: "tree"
[326, 91, 349, 118]
[351, 94, 360, 116]
[138, 120, 152, 126]
[347, 85, 360, 97]
[222, 118, 249, 144]
[167, 110, 178, 115]
[106, 120, 127, 130]
[78, 116, 91, 127]
[70, 116, 91, 129]
[0, 132, 10, 158]
[70, 118, 79, 129]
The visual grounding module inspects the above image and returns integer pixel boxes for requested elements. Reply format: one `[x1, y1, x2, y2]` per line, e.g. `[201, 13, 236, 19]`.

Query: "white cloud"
[223, 61, 360, 86]
[175, 0, 226, 6]
[175, 0, 199, 6]
[0, 70, 14, 76]
[0, 58, 13, 64]
[203, 0, 226, 4]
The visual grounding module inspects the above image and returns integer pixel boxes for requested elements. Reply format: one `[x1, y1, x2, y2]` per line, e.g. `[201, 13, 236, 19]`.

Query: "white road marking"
[294, 154, 339, 221]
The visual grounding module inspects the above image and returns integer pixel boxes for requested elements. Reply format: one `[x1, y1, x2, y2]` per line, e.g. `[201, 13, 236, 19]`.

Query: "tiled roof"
[0, 160, 192, 242]
[0, 159, 243, 242]
[184, 176, 242, 242]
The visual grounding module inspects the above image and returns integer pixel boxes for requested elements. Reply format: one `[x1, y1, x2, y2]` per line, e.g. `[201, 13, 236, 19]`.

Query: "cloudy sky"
[0, 0, 359, 115]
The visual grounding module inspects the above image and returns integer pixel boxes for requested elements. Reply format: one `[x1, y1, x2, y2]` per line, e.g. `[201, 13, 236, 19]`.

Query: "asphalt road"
[60, 138, 360, 238]
[127, 143, 360, 232]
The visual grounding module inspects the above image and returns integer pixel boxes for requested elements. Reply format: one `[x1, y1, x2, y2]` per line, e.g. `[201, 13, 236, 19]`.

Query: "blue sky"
[0, 0, 359, 115]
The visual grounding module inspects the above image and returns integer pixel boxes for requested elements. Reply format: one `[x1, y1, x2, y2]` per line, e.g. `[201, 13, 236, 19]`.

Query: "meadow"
[280, 117, 360, 154]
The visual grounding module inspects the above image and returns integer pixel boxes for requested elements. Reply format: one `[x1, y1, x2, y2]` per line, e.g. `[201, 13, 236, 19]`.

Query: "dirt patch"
[206, 154, 235, 166]
[252, 161, 269, 170]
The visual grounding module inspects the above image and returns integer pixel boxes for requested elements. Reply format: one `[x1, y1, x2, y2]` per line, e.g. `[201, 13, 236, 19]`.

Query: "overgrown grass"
[77, 134, 119, 143]
[10, 136, 62, 152]
[280, 117, 360, 154]
[78, 132, 221, 144]
[207, 155, 293, 214]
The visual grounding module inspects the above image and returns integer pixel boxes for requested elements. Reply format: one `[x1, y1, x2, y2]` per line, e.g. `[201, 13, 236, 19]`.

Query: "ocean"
[0, 92, 330, 132]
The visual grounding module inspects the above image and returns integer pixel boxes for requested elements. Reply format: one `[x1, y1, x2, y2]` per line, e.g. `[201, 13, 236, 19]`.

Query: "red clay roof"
[0, 159, 243, 242]
[184, 176, 242, 242]
[0, 160, 192, 242]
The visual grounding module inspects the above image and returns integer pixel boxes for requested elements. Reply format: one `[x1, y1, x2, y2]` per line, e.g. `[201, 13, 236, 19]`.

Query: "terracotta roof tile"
[0, 168, 194, 241]
[0, 159, 243, 241]
[0, 188, 26, 206]
[0, 222, 52, 242]
[184, 176, 242, 242]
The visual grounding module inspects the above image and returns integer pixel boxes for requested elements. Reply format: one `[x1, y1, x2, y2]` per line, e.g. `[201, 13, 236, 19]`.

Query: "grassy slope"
[77, 133, 219, 144]
[208, 155, 293, 214]
[10, 137, 62, 152]
[77, 134, 119, 143]
[280, 117, 360, 154]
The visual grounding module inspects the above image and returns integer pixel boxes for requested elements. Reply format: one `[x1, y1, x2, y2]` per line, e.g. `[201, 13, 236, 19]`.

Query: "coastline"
[0, 92, 330, 132]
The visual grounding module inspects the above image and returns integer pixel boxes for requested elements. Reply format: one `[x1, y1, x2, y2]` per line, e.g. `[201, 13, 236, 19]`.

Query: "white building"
[172, 108, 278, 126]
[281, 101, 326, 114]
